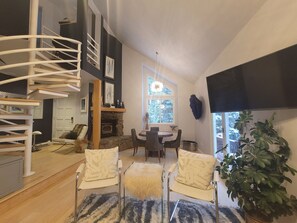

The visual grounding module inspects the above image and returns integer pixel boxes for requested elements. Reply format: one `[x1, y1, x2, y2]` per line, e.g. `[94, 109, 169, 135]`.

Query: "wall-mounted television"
[207, 44, 297, 113]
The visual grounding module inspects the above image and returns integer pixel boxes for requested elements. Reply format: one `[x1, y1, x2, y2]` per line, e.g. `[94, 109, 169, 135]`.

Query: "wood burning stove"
[101, 119, 117, 138]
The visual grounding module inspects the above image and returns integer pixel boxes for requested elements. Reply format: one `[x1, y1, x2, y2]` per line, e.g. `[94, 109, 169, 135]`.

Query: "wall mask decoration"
[189, 94, 202, 120]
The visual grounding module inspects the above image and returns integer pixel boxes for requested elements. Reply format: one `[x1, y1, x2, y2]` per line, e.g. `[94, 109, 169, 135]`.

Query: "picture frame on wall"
[104, 82, 114, 105]
[80, 97, 87, 112]
[105, 56, 115, 79]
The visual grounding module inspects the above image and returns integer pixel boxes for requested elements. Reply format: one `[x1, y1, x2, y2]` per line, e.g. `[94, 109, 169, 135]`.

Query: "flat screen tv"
[207, 44, 297, 113]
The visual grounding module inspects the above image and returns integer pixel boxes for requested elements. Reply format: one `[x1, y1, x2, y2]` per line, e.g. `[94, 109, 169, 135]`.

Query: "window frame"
[142, 65, 177, 126]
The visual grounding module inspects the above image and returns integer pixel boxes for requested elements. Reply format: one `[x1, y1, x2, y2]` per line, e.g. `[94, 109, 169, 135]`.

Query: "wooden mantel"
[101, 107, 126, 113]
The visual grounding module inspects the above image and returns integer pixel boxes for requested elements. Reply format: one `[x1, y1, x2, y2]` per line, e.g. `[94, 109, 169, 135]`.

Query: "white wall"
[196, 0, 297, 154]
[195, 1, 297, 221]
[122, 45, 196, 141]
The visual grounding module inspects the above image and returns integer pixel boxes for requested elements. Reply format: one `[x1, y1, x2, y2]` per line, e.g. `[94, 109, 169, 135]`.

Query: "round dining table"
[139, 130, 173, 140]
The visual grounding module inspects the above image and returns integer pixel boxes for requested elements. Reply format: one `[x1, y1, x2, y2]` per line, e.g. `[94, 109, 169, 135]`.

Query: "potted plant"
[217, 110, 297, 222]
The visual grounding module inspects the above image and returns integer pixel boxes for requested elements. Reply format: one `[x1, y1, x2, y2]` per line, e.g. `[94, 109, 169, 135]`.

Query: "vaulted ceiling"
[94, 0, 267, 82]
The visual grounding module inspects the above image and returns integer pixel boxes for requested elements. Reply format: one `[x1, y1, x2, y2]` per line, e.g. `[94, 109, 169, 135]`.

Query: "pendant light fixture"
[151, 51, 164, 93]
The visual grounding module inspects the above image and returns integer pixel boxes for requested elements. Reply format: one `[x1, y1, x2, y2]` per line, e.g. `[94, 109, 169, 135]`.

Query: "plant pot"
[245, 213, 272, 223]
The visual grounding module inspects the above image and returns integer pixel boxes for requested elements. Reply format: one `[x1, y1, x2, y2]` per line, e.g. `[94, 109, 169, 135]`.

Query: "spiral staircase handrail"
[0, 34, 81, 86]
[0, 34, 81, 45]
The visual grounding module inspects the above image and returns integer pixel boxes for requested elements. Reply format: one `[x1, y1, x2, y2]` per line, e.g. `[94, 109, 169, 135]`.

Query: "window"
[213, 112, 240, 160]
[143, 66, 177, 125]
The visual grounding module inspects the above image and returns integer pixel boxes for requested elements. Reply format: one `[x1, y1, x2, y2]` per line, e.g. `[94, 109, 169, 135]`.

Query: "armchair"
[74, 147, 122, 222]
[52, 124, 88, 151]
[167, 149, 219, 222]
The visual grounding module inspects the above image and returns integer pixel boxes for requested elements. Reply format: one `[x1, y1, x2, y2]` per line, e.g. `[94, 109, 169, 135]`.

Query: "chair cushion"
[73, 124, 85, 135]
[170, 178, 214, 202]
[84, 147, 119, 182]
[65, 131, 78, 139]
[77, 126, 88, 140]
[175, 149, 216, 190]
[59, 132, 68, 139]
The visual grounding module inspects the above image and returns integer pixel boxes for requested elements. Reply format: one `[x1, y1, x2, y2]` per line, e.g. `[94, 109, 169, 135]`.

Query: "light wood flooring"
[0, 146, 236, 223]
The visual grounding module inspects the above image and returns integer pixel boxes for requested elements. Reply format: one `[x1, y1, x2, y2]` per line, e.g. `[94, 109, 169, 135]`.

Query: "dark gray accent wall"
[0, 0, 30, 35]
[33, 100, 53, 144]
[60, 2, 123, 104]
[102, 28, 122, 104]
[0, 74, 27, 95]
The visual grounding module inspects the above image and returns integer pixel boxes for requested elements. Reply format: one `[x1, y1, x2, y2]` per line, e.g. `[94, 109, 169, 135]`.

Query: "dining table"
[138, 130, 173, 142]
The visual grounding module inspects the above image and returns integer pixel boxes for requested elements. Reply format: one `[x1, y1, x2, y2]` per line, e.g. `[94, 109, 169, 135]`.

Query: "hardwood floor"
[0, 146, 178, 223]
[0, 146, 236, 223]
[0, 144, 85, 222]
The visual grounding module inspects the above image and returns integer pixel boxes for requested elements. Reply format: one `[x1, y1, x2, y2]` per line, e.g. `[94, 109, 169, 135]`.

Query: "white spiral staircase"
[0, 26, 82, 176]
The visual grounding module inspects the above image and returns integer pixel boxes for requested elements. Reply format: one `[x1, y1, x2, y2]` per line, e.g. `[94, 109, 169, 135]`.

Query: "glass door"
[213, 112, 240, 160]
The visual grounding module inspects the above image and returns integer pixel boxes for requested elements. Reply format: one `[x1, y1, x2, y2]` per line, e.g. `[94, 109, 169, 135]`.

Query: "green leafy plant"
[217, 110, 297, 221]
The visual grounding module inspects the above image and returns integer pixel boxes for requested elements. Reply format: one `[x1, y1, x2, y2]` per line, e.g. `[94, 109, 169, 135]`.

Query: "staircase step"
[34, 59, 77, 72]
[0, 124, 30, 131]
[0, 144, 26, 152]
[0, 134, 27, 142]
[34, 59, 65, 72]
[27, 89, 69, 100]
[0, 98, 40, 107]
[29, 84, 80, 92]
[34, 66, 78, 78]
[30, 76, 80, 84]
[0, 114, 32, 120]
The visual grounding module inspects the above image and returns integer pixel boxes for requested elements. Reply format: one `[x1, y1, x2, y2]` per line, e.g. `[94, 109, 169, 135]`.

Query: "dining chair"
[164, 129, 182, 157]
[167, 149, 219, 222]
[150, 127, 159, 131]
[145, 131, 163, 163]
[131, 128, 146, 156]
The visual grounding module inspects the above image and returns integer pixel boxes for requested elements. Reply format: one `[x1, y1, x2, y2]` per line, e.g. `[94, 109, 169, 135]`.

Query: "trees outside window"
[143, 67, 177, 126]
[214, 112, 240, 160]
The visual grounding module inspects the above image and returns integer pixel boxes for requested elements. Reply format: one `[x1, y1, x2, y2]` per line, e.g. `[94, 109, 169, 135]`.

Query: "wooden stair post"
[92, 80, 101, 149]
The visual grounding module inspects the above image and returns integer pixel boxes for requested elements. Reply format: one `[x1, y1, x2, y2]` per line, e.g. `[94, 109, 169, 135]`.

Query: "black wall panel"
[33, 99, 53, 144]
[102, 28, 122, 104]
[0, 0, 30, 35]
[0, 73, 27, 95]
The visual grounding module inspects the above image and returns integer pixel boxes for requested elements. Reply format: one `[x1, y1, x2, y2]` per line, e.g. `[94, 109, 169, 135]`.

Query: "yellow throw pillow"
[84, 147, 118, 182]
[176, 149, 216, 190]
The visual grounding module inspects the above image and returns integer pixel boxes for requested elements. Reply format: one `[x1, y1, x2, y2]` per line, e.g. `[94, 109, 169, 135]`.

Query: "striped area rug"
[67, 193, 244, 223]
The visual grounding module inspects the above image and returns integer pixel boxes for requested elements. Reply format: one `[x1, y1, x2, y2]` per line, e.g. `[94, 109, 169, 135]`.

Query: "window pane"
[228, 112, 240, 153]
[147, 76, 172, 96]
[148, 99, 173, 123]
[215, 113, 223, 160]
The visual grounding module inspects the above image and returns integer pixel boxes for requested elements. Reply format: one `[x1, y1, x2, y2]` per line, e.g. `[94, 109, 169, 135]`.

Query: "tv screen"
[207, 44, 297, 113]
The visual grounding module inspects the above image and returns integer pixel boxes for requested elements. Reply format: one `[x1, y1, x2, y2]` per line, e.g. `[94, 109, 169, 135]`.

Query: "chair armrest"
[213, 170, 220, 182]
[76, 163, 85, 187]
[118, 159, 123, 170]
[168, 163, 177, 173]
[124, 162, 134, 175]
[76, 163, 85, 173]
